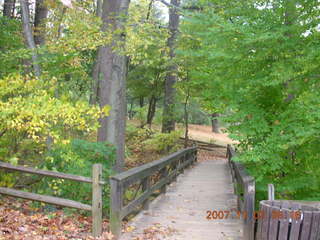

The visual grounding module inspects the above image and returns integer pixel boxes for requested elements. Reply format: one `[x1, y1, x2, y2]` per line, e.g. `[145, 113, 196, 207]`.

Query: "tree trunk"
[20, 0, 41, 77]
[96, 0, 103, 18]
[211, 113, 220, 133]
[128, 98, 134, 119]
[3, 0, 14, 17]
[89, 0, 104, 105]
[97, 0, 130, 173]
[90, 53, 101, 105]
[184, 89, 190, 148]
[147, 95, 157, 127]
[34, 0, 48, 46]
[139, 96, 144, 107]
[161, 0, 180, 133]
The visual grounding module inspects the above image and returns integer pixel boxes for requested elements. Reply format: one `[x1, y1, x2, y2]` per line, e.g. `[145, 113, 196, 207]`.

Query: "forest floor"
[0, 196, 113, 240]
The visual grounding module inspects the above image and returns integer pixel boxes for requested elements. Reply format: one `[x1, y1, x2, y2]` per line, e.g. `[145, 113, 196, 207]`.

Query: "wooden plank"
[0, 187, 91, 211]
[261, 202, 271, 240]
[256, 203, 265, 240]
[289, 208, 302, 240]
[278, 208, 289, 240]
[244, 179, 255, 240]
[159, 166, 168, 193]
[300, 211, 312, 240]
[92, 164, 103, 238]
[110, 178, 123, 240]
[141, 176, 150, 210]
[268, 206, 279, 240]
[0, 161, 98, 184]
[309, 212, 320, 240]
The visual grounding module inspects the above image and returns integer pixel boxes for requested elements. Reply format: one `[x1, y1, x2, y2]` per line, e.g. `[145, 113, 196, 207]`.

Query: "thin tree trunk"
[20, 0, 41, 77]
[147, 95, 157, 127]
[89, 0, 104, 105]
[3, 0, 14, 17]
[139, 96, 144, 107]
[211, 113, 220, 133]
[184, 89, 190, 148]
[34, 0, 48, 46]
[97, 0, 130, 173]
[57, 7, 67, 39]
[128, 98, 134, 119]
[161, 0, 180, 133]
[96, 0, 103, 17]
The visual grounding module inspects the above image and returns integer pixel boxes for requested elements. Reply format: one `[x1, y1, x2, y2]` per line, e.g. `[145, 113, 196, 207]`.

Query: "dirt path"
[184, 124, 236, 146]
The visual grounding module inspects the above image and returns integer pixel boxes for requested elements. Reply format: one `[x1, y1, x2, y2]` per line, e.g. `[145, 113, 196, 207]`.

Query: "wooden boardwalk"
[121, 159, 243, 240]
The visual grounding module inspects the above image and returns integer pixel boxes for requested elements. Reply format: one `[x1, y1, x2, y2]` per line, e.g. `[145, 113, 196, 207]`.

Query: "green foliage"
[0, 16, 24, 77]
[181, 0, 320, 201]
[35, 139, 115, 213]
[143, 131, 182, 154]
[0, 74, 105, 188]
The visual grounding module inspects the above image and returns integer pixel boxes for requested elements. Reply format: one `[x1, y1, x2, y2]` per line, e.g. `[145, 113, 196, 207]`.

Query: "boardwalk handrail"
[226, 145, 255, 240]
[0, 161, 104, 237]
[109, 147, 197, 239]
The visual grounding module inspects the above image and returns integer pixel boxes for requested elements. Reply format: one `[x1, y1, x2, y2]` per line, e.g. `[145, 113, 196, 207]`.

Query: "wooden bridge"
[110, 146, 255, 240]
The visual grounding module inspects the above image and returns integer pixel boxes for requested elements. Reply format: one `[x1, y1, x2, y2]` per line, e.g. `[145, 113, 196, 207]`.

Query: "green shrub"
[35, 139, 115, 214]
[143, 131, 182, 154]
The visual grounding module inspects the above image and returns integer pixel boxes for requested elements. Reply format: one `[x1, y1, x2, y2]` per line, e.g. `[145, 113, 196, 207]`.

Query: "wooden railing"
[109, 147, 197, 239]
[226, 145, 255, 240]
[179, 137, 226, 151]
[0, 161, 104, 237]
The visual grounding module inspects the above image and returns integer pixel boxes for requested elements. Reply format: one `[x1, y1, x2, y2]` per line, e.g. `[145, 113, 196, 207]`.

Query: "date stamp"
[206, 210, 301, 220]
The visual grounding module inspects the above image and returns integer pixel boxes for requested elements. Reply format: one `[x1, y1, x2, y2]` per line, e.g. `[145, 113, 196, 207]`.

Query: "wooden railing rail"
[109, 147, 197, 239]
[0, 161, 104, 237]
[226, 145, 255, 240]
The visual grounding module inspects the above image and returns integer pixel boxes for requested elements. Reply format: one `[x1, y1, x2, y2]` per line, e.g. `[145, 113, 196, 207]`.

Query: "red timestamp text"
[206, 210, 302, 220]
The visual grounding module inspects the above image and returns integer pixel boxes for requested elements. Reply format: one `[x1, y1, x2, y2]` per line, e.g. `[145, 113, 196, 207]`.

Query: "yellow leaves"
[0, 74, 103, 146]
[101, 105, 111, 116]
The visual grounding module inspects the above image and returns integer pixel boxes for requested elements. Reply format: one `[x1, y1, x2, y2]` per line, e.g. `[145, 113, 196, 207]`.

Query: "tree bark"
[20, 0, 41, 77]
[161, 0, 180, 133]
[3, 0, 14, 17]
[139, 96, 144, 107]
[211, 113, 220, 133]
[89, 0, 104, 105]
[147, 95, 157, 127]
[184, 89, 190, 148]
[96, 0, 103, 18]
[34, 0, 48, 46]
[97, 0, 130, 173]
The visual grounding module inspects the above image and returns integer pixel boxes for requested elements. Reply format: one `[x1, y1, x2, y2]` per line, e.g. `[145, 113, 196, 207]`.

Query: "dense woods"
[1, 0, 320, 238]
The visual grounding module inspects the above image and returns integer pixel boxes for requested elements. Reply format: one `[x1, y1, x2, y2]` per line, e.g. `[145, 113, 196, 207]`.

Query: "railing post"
[268, 184, 275, 201]
[142, 177, 150, 209]
[160, 166, 168, 193]
[244, 178, 255, 240]
[110, 177, 123, 239]
[92, 164, 103, 238]
[193, 148, 197, 164]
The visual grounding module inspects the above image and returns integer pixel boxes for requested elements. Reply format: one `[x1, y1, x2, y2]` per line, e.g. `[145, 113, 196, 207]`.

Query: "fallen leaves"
[132, 223, 178, 240]
[0, 196, 113, 240]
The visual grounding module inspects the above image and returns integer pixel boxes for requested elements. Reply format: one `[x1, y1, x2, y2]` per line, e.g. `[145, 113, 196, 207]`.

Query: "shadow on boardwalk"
[121, 158, 243, 240]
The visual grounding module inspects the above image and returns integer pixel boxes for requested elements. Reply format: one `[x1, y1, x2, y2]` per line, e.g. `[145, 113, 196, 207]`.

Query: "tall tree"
[3, 0, 14, 17]
[161, 0, 180, 133]
[34, 0, 48, 46]
[20, 0, 41, 77]
[89, 0, 104, 105]
[97, 0, 130, 172]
